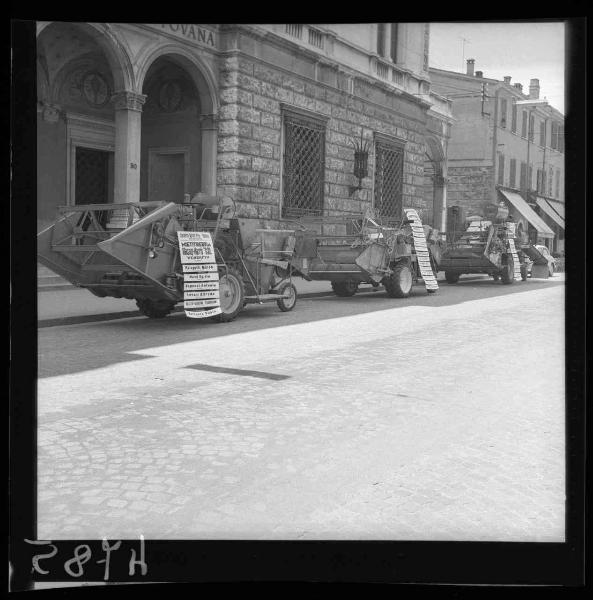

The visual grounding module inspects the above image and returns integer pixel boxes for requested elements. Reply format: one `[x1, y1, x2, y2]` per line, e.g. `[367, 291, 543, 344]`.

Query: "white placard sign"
[403, 208, 439, 292]
[177, 231, 221, 318]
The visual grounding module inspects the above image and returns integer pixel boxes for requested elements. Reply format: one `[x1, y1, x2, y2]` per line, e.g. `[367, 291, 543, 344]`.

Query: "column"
[199, 112, 218, 196]
[111, 91, 146, 203]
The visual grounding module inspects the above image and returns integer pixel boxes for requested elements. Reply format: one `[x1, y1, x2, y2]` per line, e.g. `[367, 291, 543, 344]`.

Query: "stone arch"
[37, 21, 134, 96]
[136, 44, 218, 115]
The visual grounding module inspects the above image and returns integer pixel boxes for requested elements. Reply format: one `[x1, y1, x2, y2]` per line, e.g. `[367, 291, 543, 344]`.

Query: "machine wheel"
[492, 273, 500, 281]
[383, 263, 413, 298]
[136, 298, 176, 319]
[500, 257, 515, 284]
[213, 267, 245, 323]
[520, 264, 528, 281]
[276, 281, 298, 312]
[445, 271, 460, 284]
[331, 279, 359, 297]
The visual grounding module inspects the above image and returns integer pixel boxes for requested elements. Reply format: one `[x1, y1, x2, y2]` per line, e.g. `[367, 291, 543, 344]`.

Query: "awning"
[499, 189, 555, 239]
[536, 197, 565, 229]
[546, 199, 565, 220]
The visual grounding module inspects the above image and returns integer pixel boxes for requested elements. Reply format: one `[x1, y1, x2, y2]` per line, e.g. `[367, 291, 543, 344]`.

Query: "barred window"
[282, 111, 326, 217]
[374, 139, 404, 221]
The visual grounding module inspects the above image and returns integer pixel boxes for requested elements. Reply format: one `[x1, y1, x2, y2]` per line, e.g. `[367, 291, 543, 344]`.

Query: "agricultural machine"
[287, 208, 439, 298]
[436, 204, 529, 284]
[37, 196, 301, 322]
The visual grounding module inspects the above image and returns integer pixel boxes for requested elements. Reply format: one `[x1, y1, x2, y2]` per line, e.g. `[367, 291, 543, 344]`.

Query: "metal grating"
[282, 113, 326, 218]
[374, 141, 404, 220]
[75, 147, 109, 205]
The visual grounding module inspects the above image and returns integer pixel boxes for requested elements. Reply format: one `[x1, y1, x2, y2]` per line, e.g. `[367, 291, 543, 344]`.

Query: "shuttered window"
[511, 103, 517, 133]
[498, 153, 505, 185]
[540, 120, 546, 146]
[500, 98, 507, 128]
[521, 111, 528, 138]
[509, 158, 517, 188]
[520, 161, 527, 191]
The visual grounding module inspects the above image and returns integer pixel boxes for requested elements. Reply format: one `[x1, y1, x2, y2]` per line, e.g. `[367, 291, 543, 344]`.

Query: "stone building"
[430, 60, 565, 252]
[37, 22, 453, 235]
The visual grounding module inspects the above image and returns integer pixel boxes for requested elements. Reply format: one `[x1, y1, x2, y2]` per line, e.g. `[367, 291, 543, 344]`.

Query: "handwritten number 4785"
[25, 537, 147, 580]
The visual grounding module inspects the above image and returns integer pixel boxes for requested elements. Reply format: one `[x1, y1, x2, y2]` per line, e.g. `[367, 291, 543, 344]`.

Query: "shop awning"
[499, 189, 555, 239]
[546, 199, 565, 220]
[536, 197, 565, 229]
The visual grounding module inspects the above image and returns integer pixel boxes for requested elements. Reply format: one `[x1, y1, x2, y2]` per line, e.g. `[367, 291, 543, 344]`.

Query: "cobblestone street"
[37, 280, 565, 541]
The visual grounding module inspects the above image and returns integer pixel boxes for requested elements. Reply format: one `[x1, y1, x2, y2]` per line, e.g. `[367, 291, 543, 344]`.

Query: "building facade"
[37, 22, 453, 235]
[430, 60, 565, 252]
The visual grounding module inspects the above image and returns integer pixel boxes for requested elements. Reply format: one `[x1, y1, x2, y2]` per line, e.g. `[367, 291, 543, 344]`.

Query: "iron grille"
[75, 147, 109, 205]
[374, 141, 403, 221]
[282, 113, 326, 218]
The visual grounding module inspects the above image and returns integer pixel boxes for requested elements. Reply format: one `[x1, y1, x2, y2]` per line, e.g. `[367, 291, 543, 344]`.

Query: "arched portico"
[136, 46, 219, 198]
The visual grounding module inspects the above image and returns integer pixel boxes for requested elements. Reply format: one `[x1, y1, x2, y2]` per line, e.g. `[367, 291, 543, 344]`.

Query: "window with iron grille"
[509, 158, 517, 188]
[282, 111, 326, 217]
[374, 139, 404, 221]
[285, 24, 302, 39]
[498, 153, 505, 185]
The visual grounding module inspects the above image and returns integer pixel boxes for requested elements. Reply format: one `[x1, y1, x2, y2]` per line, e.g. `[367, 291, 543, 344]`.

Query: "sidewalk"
[37, 266, 338, 326]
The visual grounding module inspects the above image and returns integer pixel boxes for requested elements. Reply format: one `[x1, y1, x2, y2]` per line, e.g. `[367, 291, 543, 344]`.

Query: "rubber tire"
[384, 263, 413, 298]
[331, 279, 359, 297]
[520, 265, 528, 281]
[213, 267, 245, 323]
[276, 281, 298, 312]
[500, 257, 515, 284]
[136, 298, 176, 319]
[445, 271, 460, 284]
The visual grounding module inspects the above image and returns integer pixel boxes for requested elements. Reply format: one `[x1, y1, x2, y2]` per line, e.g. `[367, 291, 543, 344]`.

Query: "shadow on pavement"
[38, 276, 564, 378]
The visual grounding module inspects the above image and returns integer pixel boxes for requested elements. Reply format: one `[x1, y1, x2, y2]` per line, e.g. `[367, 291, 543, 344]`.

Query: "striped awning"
[536, 197, 565, 229]
[546, 199, 565, 220]
[499, 189, 555, 239]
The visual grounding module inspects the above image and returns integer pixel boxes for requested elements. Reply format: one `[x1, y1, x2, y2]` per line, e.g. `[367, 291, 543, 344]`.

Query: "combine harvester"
[436, 203, 549, 284]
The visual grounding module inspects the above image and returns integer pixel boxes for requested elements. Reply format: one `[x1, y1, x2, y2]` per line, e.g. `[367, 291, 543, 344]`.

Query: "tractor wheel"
[213, 267, 245, 323]
[500, 257, 515, 284]
[331, 279, 359, 297]
[520, 265, 528, 281]
[136, 298, 176, 319]
[383, 263, 413, 298]
[276, 281, 298, 312]
[445, 271, 460, 284]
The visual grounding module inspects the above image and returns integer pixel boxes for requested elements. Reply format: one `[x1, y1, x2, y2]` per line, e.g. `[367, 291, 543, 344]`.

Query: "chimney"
[466, 58, 475, 76]
[514, 83, 523, 93]
[475, 71, 483, 78]
[503, 76, 511, 84]
[529, 78, 540, 99]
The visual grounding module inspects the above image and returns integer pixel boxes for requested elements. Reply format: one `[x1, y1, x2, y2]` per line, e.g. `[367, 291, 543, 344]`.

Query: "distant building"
[37, 22, 453, 235]
[430, 60, 564, 252]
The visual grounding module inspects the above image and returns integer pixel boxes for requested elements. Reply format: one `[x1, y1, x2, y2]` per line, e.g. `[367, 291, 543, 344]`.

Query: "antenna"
[460, 36, 470, 71]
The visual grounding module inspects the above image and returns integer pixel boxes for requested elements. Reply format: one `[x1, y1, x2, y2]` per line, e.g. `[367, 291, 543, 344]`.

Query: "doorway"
[75, 147, 114, 205]
[148, 149, 189, 203]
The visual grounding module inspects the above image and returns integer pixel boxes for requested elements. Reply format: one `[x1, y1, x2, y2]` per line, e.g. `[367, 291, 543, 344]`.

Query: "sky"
[428, 21, 565, 113]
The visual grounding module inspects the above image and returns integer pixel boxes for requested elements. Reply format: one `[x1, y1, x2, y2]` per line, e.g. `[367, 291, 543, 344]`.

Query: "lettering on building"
[158, 24, 215, 47]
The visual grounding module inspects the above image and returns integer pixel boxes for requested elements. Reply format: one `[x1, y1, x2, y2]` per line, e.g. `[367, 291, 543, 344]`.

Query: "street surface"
[37, 275, 565, 541]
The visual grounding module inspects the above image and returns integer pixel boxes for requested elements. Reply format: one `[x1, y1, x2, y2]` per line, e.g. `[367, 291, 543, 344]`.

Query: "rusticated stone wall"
[446, 163, 495, 217]
[215, 52, 431, 226]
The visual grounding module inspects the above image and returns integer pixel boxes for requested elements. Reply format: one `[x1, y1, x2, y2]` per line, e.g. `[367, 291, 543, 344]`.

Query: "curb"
[37, 290, 337, 328]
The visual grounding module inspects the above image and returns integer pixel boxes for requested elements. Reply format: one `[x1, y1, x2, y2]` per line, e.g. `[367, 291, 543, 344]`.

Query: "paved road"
[37, 276, 565, 541]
